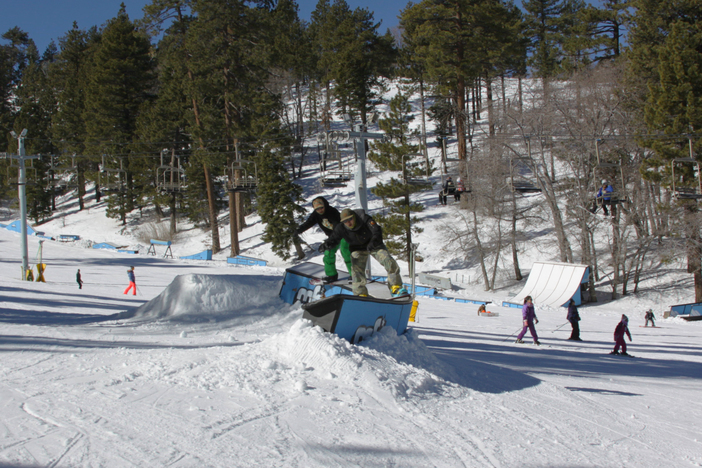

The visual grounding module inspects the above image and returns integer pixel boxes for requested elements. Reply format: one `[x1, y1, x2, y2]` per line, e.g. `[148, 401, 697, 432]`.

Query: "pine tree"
[13, 39, 58, 221]
[310, 0, 395, 125]
[401, 0, 521, 158]
[83, 5, 155, 225]
[257, 145, 305, 260]
[50, 23, 99, 211]
[630, 0, 702, 300]
[369, 90, 432, 262]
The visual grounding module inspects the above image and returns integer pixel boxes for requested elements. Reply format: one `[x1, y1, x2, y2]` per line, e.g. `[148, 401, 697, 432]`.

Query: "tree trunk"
[472, 210, 490, 291]
[229, 189, 239, 257]
[511, 195, 522, 281]
[486, 75, 495, 137]
[456, 77, 467, 161]
[170, 192, 177, 236]
[203, 163, 220, 253]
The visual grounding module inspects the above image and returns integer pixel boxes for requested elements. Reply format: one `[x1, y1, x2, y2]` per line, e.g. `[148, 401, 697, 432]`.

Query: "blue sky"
[0, 0, 409, 54]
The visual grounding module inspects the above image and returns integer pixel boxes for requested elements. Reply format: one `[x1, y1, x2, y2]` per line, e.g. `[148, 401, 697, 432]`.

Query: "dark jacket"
[567, 303, 580, 322]
[296, 197, 340, 237]
[443, 178, 456, 194]
[614, 320, 631, 341]
[127, 269, 135, 282]
[323, 209, 384, 253]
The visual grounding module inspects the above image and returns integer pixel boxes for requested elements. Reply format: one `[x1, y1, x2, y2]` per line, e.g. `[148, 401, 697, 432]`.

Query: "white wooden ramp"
[506, 262, 589, 308]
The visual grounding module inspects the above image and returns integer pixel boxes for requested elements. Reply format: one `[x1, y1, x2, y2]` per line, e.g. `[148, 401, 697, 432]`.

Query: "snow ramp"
[127, 274, 289, 323]
[503, 262, 589, 308]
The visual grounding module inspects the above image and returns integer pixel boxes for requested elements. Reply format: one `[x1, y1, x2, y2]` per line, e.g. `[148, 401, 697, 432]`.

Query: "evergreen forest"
[2, 0, 702, 299]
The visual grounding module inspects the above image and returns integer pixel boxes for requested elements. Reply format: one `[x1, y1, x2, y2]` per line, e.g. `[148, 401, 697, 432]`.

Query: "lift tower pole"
[5, 130, 41, 280]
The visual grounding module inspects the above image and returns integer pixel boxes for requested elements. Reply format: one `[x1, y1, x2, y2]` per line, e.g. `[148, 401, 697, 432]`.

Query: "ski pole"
[502, 326, 524, 342]
[551, 322, 569, 333]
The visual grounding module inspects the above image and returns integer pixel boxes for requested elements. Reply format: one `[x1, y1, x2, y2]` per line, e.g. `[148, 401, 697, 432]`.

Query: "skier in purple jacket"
[515, 296, 540, 345]
[610, 314, 632, 356]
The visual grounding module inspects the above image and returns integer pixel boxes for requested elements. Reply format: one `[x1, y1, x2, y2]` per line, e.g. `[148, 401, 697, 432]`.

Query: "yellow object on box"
[409, 300, 419, 322]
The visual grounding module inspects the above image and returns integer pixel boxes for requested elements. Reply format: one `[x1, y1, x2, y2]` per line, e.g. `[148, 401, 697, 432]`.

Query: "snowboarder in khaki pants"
[124, 266, 137, 295]
[319, 208, 407, 297]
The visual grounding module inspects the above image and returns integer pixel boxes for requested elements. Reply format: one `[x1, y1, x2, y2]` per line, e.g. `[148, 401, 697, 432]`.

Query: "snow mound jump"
[128, 274, 287, 323]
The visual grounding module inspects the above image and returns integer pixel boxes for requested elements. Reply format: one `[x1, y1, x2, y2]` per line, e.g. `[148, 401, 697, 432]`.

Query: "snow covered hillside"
[2, 78, 702, 467]
[1, 222, 702, 467]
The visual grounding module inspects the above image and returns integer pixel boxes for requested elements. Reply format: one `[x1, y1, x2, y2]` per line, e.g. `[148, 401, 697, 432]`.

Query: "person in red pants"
[123, 266, 137, 295]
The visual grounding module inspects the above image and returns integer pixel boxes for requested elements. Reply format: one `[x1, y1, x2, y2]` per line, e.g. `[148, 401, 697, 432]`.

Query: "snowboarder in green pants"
[296, 197, 352, 283]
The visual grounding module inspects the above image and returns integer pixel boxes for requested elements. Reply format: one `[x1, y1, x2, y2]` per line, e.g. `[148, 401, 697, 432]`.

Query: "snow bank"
[264, 319, 462, 402]
[129, 274, 287, 323]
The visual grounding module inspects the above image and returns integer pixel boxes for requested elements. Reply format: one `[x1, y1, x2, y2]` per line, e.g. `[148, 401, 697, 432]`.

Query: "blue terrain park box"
[279, 262, 415, 344]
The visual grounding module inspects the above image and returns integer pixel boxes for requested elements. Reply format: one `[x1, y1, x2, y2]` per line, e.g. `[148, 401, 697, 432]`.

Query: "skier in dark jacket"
[515, 296, 540, 345]
[319, 208, 407, 297]
[644, 309, 656, 327]
[76, 269, 83, 289]
[439, 176, 456, 205]
[567, 299, 581, 341]
[610, 314, 632, 355]
[296, 197, 352, 283]
[123, 266, 136, 295]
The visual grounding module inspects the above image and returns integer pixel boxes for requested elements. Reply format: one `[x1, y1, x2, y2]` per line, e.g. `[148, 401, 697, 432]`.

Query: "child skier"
[515, 296, 540, 345]
[76, 269, 83, 289]
[610, 314, 632, 356]
[124, 266, 137, 295]
[567, 299, 581, 341]
[644, 309, 656, 327]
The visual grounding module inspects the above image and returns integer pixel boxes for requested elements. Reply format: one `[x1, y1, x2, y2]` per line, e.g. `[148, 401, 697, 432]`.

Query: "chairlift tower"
[316, 124, 386, 279]
[3, 130, 41, 280]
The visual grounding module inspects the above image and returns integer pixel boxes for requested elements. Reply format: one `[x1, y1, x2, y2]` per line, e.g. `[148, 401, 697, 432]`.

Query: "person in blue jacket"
[123, 266, 137, 295]
[515, 296, 540, 345]
[596, 180, 614, 216]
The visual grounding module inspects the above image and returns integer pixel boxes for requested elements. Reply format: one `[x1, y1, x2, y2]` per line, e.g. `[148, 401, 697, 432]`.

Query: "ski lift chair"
[157, 155, 186, 193]
[671, 158, 702, 200]
[99, 156, 126, 193]
[401, 153, 430, 186]
[509, 157, 541, 193]
[320, 149, 351, 187]
[229, 159, 258, 193]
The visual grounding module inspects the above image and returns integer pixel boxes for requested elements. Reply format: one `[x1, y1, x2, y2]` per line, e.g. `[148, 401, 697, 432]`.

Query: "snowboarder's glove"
[318, 242, 328, 253]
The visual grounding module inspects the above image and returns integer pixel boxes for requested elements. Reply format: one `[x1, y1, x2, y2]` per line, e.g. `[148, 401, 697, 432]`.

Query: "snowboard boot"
[322, 274, 338, 284]
[391, 285, 409, 297]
